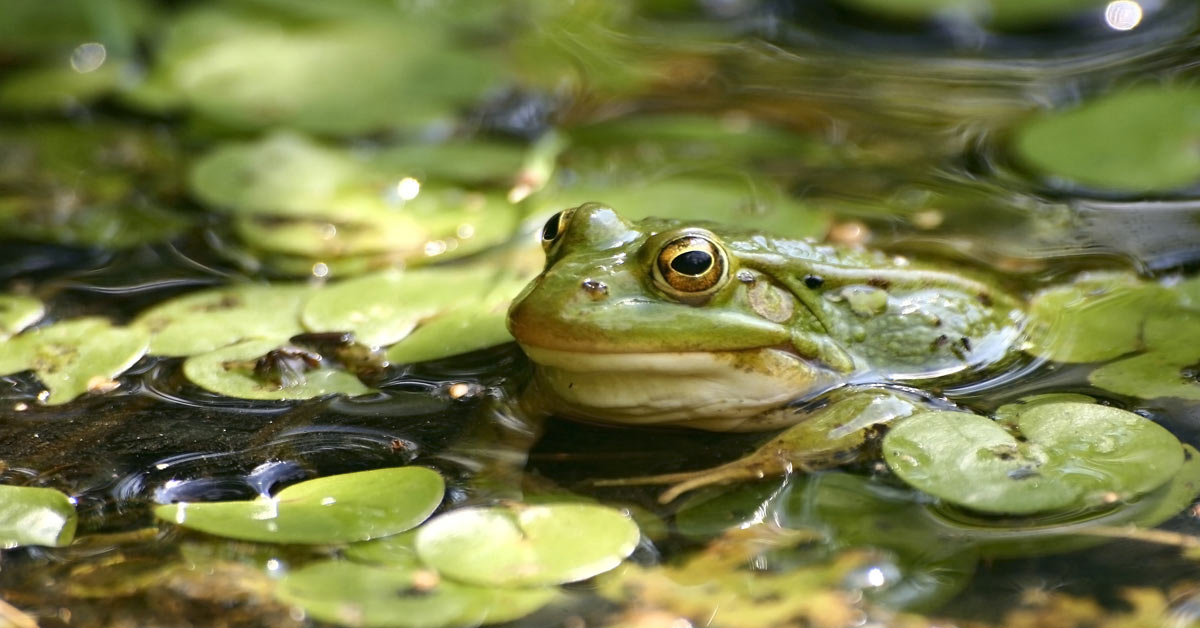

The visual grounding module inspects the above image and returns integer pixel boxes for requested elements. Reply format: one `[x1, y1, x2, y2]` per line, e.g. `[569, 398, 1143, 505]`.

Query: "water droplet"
[70, 43, 106, 73]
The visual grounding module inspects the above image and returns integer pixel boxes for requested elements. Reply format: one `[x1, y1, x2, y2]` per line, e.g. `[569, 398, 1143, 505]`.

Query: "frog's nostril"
[581, 279, 608, 300]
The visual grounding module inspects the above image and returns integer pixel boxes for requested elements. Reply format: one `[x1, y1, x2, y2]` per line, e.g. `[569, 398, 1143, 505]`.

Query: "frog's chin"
[518, 344, 842, 432]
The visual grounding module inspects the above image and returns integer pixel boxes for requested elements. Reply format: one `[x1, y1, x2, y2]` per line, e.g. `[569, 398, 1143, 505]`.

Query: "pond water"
[3, 1, 1200, 626]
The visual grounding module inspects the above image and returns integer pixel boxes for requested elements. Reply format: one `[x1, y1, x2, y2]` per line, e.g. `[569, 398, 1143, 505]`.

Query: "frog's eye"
[540, 208, 574, 251]
[654, 235, 727, 296]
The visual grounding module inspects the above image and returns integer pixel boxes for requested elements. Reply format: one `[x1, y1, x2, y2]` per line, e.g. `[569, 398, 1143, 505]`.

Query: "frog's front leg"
[592, 387, 921, 503]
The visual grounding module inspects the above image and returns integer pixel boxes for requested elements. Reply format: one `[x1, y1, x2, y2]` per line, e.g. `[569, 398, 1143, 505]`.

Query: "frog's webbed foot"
[592, 388, 920, 503]
[592, 456, 806, 504]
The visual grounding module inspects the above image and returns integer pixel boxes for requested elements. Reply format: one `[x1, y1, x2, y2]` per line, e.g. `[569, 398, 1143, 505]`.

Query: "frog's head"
[507, 203, 847, 430]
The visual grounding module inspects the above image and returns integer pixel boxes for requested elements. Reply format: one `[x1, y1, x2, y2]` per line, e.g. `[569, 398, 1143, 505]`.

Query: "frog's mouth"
[518, 344, 842, 432]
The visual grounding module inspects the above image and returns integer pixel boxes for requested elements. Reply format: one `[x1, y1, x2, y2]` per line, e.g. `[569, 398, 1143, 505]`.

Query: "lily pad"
[146, 7, 499, 135]
[0, 123, 189, 247]
[182, 339, 373, 401]
[415, 503, 639, 587]
[385, 273, 531, 363]
[301, 268, 499, 348]
[0, 295, 43, 339]
[1025, 272, 1170, 364]
[134, 284, 313, 357]
[1014, 86, 1200, 193]
[0, 317, 148, 405]
[277, 560, 558, 628]
[189, 133, 522, 269]
[0, 62, 124, 112]
[883, 402, 1184, 515]
[1089, 350, 1200, 402]
[155, 466, 444, 544]
[0, 484, 77, 548]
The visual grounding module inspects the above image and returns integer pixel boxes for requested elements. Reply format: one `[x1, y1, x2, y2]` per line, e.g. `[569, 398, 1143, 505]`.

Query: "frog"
[507, 202, 1025, 433]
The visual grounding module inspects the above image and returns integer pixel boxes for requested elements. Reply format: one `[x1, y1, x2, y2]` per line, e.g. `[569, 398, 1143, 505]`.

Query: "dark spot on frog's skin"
[736, 270, 755, 284]
[804, 275, 824, 289]
[867, 277, 891, 289]
[978, 292, 993, 307]
[581, 279, 608, 299]
[1007, 466, 1040, 480]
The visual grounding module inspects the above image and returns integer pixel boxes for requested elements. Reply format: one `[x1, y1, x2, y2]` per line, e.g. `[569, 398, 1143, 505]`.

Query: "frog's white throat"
[519, 345, 842, 432]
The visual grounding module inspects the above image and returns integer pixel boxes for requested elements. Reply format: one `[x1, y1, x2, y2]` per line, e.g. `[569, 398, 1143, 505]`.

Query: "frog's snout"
[581, 279, 609, 300]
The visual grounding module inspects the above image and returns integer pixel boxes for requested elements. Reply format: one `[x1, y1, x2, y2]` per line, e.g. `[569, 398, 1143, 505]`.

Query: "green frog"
[507, 203, 1024, 432]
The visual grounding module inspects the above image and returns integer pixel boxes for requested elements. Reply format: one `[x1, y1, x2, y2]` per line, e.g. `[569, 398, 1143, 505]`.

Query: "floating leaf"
[182, 339, 373, 400]
[0, 62, 123, 112]
[301, 268, 498, 348]
[0, 317, 148, 404]
[147, 8, 500, 135]
[416, 503, 639, 587]
[1025, 272, 1170, 363]
[0, 485, 77, 548]
[0, 294, 43, 339]
[385, 273, 530, 363]
[1014, 86, 1200, 193]
[0, 123, 189, 247]
[883, 403, 1184, 515]
[155, 467, 444, 544]
[135, 284, 313, 357]
[189, 133, 522, 271]
[277, 560, 557, 628]
[1089, 350, 1200, 402]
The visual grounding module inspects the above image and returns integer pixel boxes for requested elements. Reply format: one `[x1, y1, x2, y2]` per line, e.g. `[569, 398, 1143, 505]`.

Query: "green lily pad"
[0, 484, 77, 548]
[301, 268, 498, 348]
[0, 317, 148, 405]
[135, 284, 313, 357]
[0, 123, 189, 248]
[1014, 86, 1200, 193]
[189, 133, 522, 269]
[344, 530, 423, 568]
[277, 560, 558, 628]
[835, 0, 1106, 27]
[1025, 272, 1171, 364]
[1089, 350, 1200, 402]
[415, 503, 640, 587]
[182, 339, 372, 401]
[0, 295, 43, 339]
[0, 0, 150, 57]
[155, 466, 444, 544]
[385, 273, 530, 363]
[146, 7, 499, 135]
[0, 62, 124, 112]
[883, 403, 1184, 515]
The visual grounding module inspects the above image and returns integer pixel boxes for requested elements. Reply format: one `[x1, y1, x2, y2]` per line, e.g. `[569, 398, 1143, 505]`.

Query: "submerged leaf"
[155, 467, 444, 544]
[415, 503, 639, 587]
[277, 560, 557, 628]
[0, 484, 77, 548]
[0, 318, 148, 404]
[1089, 350, 1200, 402]
[883, 403, 1183, 515]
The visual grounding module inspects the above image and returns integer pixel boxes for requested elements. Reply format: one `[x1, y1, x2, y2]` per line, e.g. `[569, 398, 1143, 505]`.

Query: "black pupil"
[541, 213, 561, 241]
[671, 250, 713, 276]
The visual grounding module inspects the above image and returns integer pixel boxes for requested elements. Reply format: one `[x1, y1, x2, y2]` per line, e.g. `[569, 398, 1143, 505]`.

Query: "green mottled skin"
[507, 204, 1024, 429]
